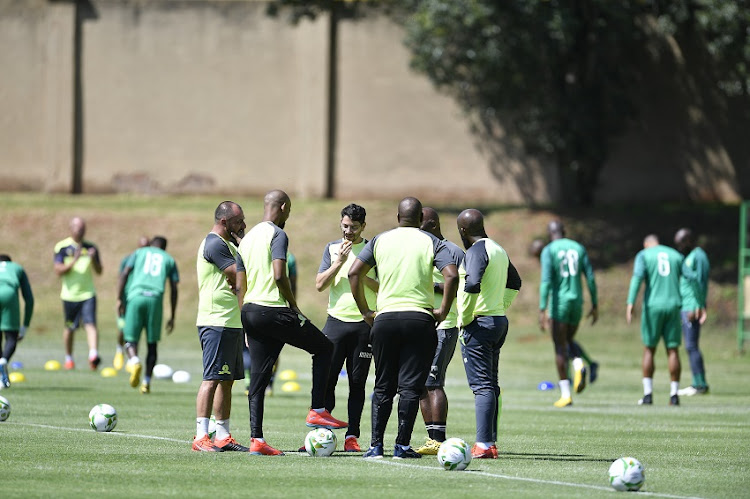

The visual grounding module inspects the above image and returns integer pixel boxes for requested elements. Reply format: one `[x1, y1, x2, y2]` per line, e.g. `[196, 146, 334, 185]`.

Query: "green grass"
[0, 194, 748, 497]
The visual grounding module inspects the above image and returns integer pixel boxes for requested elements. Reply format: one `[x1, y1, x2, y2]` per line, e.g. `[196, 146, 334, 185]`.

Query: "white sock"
[129, 356, 141, 365]
[116, 346, 123, 353]
[642, 377, 653, 395]
[215, 419, 230, 440]
[313, 408, 325, 413]
[65, 355, 74, 362]
[196, 417, 210, 439]
[559, 379, 571, 399]
[475, 442, 489, 450]
[0, 358, 7, 366]
[88, 349, 98, 360]
[254, 437, 265, 443]
[670, 381, 679, 396]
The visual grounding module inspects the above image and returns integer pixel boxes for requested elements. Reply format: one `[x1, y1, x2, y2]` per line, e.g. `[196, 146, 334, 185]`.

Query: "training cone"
[278, 369, 298, 382]
[44, 360, 61, 371]
[10, 361, 23, 369]
[281, 381, 301, 392]
[9, 372, 25, 383]
[537, 381, 555, 391]
[101, 367, 117, 378]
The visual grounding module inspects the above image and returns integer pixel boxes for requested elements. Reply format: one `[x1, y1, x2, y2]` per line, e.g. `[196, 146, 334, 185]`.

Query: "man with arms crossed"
[316, 203, 379, 452]
[415, 207, 464, 455]
[538, 220, 598, 407]
[238, 190, 346, 456]
[193, 201, 249, 452]
[349, 197, 458, 460]
[54, 217, 103, 370]
[117, 236, 179, 394]
[456, 209, 521, 459]
[627, 234, 684, 406]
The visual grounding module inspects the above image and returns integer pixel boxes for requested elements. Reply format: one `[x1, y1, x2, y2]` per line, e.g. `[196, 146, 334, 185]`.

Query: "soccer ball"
[89, 403, 118, 432]
[172, 370, 191, 383]
[304, 428, 337, 457]
[437, 438, 472, 471]
[608, 457, 645, 491]
[208, 414, 217, 440]
[0, 396, 10, 422]
[152, 364, 174, 380]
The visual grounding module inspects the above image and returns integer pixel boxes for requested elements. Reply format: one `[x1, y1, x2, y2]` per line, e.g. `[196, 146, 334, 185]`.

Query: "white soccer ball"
[304, 428, 337, 457]
[437, 438, 472, 471]
[608, 457, 645, 491]
[0, 395, 10, 422]
[152, 364, 174, 380]
[208, 414, 217, 440]
[172, 370, 191, 383]
[89, 403, 118, 432]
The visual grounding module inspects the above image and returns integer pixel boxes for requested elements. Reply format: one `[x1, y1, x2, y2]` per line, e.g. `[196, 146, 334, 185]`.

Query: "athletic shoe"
[0, 364, 9, 389]
[677, 386, 698, 397]
[344, 436, 361, 452]
[415, 438, 441, 455]
[139, 383, 150, 394]
[589, 362, 599, 383]
[64, 359, 75, 370]
[553, 396, 572, 408]
[129, 362, 142, 388]
[215, 435, 250, 452]
[697, 385, 709, 394]
[363, 444, 384, 459]
[393, 445, 421, 459]
[298, 445, 306, 453]
[669, 394, 680, 406]
[471, 444, 498, 459]
[89, 355, 101, 371]
[305, 409, 348, 429]
[638, 393, 653, 405]
[249, 439, 284, 456]
[572, 358, 586, 393]
[192, 435, 222, 452]
[113, 351, 125, 371]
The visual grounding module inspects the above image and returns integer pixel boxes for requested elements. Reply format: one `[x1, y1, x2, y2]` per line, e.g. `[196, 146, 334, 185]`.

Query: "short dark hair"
[214, 201, 238, 222]
[0, 254, 10, 262]
[150, 236, 167, 250]
[341, 203, 366, 223]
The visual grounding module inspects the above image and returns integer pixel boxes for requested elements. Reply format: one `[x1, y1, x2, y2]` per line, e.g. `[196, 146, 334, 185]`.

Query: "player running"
[114, 236, 149, 371]
[538, 220, 598, 407]
[0, 255, 34, 389]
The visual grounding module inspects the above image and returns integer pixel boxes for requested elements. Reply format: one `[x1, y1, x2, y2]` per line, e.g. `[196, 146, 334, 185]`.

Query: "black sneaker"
[363, 444, 384, 459]
[669, 394, 680, 406]
[638, 393, 653, 405]
[393, 445, 422, 459]
[696, 385, 709, 394]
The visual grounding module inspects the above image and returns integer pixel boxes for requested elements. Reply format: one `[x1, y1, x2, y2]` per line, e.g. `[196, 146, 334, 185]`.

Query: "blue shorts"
[198, 326, 244, 381]
[63, 297, 97, 331]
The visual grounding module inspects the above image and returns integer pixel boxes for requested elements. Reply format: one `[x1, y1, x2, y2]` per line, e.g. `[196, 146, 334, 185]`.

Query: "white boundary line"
[9, 422, 706, 499]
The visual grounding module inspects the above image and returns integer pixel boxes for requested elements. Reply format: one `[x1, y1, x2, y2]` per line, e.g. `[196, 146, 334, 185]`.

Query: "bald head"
[548, 220, 565, 240]
[420, 207, 441, 237]
[643, 234, 659, 248]
[674, 228, 693, 253]
[264, 189, 290, 208]
[70, 217, 86, 242]
[457, 209, 487, 249]
[397, 197, 423, 227]
[263, 189, 291, 227]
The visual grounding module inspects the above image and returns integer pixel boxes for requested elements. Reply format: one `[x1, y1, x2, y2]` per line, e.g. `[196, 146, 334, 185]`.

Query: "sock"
[88, 349, 98, 360]
[144, 376, 151, 385]
[475, 442, 489, 450]
[643, 377, 653, 395]
[313, 408, 325, 413]
[129, 356, 141, 365]
[0, 358, 7, 366]
[670, 381, 679, 396]
[215, 419, 230, 440]
[196, 417, 210, 439]
[65, 355, 74, 363]
[116, 345, 123, 354]
[424, 421, 435, 440]
[254, 437, 265, 443]
[559, 379, 571, 399]
[433, 422, 447, 442]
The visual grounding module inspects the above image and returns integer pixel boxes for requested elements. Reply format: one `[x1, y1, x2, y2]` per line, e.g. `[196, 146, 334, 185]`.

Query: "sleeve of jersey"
[356, 237, 377, 267]
[204, 236, 236, 271]
[581, 250, 598, 306]
[539, 246, 551, 310]
[627, 252, 645, 305]
[20, 270, 34, 327]
[123, 252, 136, 272]
[53, 246, 65, 264]
[504, 260, 522, 310]
[459, 245, 486, 327]
[235, 252, 245, 273]
[270, 229, 289, 261]
[432, 238, 453, 270]
[318, 243, 333, 273]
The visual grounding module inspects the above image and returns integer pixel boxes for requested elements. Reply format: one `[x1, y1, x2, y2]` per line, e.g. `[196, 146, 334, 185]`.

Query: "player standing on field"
[456, 209, 521, 459]
[316, 203, 379, 453]
[674, 228, 710, 396]
[538, 220, 598, 408]
[114, 236, 149, 371]
[627, 234, 684, 406]
[415, 207, 464, 455]
[53, 217, 103, 370]
[0, 255, 34, 389]
[237, 189, 346, 456]
[193, 201, 249, 452]
[116, 236, 179, 394]
[349, 197, 458, 460]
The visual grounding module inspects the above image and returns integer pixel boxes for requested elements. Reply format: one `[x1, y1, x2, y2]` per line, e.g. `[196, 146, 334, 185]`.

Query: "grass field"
[0, 194, 748, 498]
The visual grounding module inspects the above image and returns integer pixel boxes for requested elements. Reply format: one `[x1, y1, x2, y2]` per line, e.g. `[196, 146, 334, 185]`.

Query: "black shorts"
[426, 327, 458, 388]
[63, 297, 97, 331]
[198, 326, 244, 381]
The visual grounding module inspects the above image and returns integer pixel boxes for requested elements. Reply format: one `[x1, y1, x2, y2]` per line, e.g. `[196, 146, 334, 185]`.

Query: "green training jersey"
[680, 246, 709, 311]
[539, 238, 598, 311]
[239, 221, 289, 308]
[319, 239, 377, 322]
[53, 237, 100, 302]
[196, 233, 242, 328]
[627, 244, 683, 310]
[123, 246, 179, 300]
[0, 260, 34, 329]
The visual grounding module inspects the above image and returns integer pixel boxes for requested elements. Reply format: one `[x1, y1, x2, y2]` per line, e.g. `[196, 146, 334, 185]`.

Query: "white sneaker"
[677, 386, 698, 396]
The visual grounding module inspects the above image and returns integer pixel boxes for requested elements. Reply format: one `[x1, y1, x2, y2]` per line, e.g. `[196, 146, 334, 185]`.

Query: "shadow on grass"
[499, 451, 615, 463]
